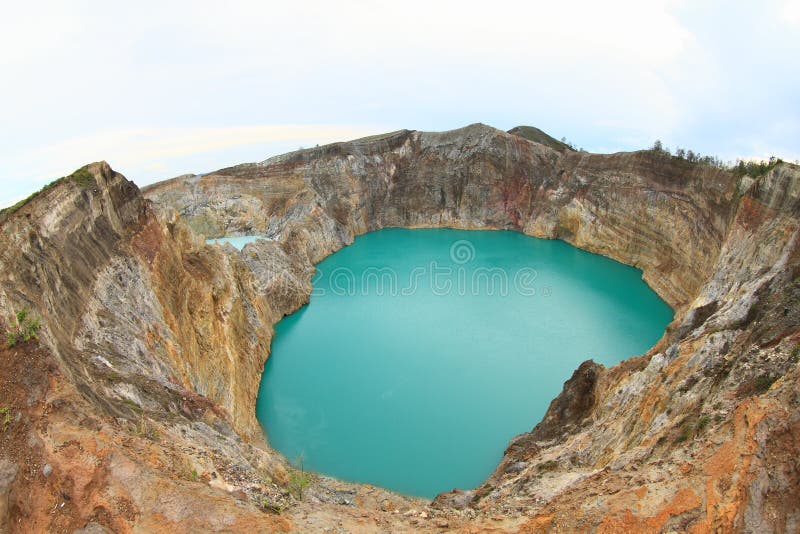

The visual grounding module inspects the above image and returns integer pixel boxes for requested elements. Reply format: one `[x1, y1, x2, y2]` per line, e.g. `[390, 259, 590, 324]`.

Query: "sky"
[1, 0, 798, 208]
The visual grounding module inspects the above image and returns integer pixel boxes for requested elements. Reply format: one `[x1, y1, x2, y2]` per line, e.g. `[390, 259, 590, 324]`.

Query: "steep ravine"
[0, 124, 798, 532]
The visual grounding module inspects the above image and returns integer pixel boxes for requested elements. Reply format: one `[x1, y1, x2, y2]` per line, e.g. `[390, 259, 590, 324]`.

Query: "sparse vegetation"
[536, 460, 559, 472]
[731, 158, 782, 178]
[678, 375, 699, 393]
[675, 421, 694, 443]
[736, 372, 782, 398]
[675, 415, 712, 443]
[287, 457, 312, 500]
[69, 166, 95, 187]
[6, 309, 41, 347]
[0, 179, 65, 219]
[121, 397, 143, 415]
[259, 497, 287, 514]
[508, 126, 576, 152]
[0, 165, 95, 219]
[0, 407, 11, 432]
[753, 373, 778, 393]
[177, 455, 198, 481]
[130, 414, 159, 441]
[790, 345, 800, 363]
[649, 139, 785, 177]
[696, 415, 711, 432]
[259, 467, 273, 486]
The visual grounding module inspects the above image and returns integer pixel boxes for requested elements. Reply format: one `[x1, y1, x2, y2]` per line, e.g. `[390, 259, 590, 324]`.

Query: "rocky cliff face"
[472, 161, 800, 533]
[0, 162, 308, 440]
[0, 125, 798, 533]
[145, 124, 736, 312]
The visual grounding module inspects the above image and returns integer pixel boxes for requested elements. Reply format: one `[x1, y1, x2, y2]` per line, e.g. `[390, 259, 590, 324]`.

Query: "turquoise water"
[255, 229, 672, 499]
[207, 236, 271, 250]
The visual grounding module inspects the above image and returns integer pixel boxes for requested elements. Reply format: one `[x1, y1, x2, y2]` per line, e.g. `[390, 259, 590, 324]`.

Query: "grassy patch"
[0, 166, 95, 220]
[6, 309, 41, 347]
[129, 414, 159, 441]
[69, 166, 95, 187]
[0, 178, 65, 219]
[177, 455, 198, 482]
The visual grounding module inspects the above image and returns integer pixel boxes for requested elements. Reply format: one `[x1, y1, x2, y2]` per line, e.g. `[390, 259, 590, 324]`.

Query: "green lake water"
[225, 229, 672, 498]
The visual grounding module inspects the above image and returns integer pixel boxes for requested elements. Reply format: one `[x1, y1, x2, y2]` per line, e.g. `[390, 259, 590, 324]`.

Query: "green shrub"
[0, 165, 94, 220]
[69, 166, 95, 187]
[753, 373, 778, 393]
[696, 415, 711, 432]
[259, 497, 287, 514]
[6, 309, 41, 347]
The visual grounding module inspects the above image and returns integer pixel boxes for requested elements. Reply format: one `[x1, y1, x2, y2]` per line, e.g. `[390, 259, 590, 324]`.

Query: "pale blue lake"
[207, 235, 272, 249]
[237, 229, 672, 498]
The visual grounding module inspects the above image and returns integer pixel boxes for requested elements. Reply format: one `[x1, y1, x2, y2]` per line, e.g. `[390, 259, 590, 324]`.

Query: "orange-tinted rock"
[0, 125, 798, 531]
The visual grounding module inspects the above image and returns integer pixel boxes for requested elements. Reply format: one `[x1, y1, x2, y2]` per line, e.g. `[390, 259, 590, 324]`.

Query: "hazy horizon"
[2, 0, 799, 208]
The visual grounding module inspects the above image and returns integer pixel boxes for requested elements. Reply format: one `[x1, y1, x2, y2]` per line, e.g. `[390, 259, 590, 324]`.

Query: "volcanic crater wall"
[0, 124, 798, 532]
[145, 124, 737, 312]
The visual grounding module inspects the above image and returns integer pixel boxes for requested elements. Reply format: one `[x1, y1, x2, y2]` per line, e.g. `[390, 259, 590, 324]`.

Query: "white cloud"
[0, 124, 389, 205]
[0, 0, 797, 209]
[782, 0, 800, 25]
[21, 124, 387, 166]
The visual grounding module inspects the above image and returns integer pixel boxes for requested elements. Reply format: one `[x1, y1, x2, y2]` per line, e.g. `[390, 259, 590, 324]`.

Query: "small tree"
[652, 140, 664, 152]
[287, 456, 312, 500]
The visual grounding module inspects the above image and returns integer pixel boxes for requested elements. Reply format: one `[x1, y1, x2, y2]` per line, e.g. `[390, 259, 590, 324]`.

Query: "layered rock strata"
[0, 124, 797, 532]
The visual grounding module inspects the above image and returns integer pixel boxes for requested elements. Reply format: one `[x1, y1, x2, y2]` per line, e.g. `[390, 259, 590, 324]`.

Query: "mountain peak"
[507, 125, 575, 153]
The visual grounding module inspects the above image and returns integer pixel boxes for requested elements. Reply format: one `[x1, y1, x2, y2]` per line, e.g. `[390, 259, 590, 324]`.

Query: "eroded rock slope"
[0, 124, 797, 532]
